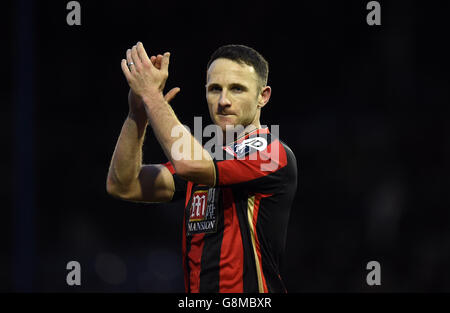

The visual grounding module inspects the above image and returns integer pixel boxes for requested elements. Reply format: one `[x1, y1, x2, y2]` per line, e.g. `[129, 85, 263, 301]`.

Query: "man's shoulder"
[278, 139, 296, 163]
[265, 133, 297, 180]
[224, 128, 294, 158]
[262, 130, 297, 166]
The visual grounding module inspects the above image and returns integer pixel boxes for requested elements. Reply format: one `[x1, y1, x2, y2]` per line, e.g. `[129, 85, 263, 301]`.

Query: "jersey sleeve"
[213, 134, 290, 190]
[162, 161, 188, 202]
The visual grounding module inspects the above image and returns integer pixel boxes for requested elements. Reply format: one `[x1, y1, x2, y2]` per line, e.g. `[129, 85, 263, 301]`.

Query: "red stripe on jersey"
[162, 161, 176, 174]
[253, 193, 271, 293]
[182, 203, 187, 292]
[219, 188, 244, 292]
[185, 182, 194, 208]
[183, 182, 194, 292]
[217, 139, 288, 186]
[188, 233, 205, 293]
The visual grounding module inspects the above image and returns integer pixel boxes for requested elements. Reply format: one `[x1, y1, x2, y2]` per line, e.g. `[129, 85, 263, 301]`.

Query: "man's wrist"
[142, 89, 165, 108]
[128, 109, 148, 127]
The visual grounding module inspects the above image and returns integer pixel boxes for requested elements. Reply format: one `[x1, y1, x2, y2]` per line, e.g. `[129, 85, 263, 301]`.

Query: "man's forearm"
[107, 112, 148, 192]
[117, 43, 215, 186]
[142, 91, 215, 186]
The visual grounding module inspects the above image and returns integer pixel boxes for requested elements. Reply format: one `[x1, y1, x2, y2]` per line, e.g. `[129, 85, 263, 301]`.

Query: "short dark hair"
[207, 44, 269, 88]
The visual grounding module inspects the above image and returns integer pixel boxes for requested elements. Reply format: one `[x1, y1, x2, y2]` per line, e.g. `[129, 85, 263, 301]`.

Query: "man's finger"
[136, 42, 151, 64]
[121, 59, 132, 81]
[161, 52, 170, 73]
[151, 55, 162, 69]
[155, 54, 163, 70]
[131, 45, 142, 69]
[126, 49, 136, 73]
[164, 87, 181, 103]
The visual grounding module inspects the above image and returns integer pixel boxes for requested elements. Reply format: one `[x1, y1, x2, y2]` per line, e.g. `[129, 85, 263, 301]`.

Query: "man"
[107, 43, 297, 293]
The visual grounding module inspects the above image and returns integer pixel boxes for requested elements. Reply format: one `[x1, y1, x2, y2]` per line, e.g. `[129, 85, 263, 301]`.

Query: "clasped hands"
[121, 42, 180, 109]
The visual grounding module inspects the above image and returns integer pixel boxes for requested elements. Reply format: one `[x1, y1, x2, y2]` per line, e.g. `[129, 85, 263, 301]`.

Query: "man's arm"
[106, 88, 180, 203]
[120, 42, 216, 187]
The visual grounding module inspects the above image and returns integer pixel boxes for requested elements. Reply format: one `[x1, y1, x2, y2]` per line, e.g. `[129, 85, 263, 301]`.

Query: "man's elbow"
[106, 176, 120, 198]
[106, 177, 173, 203]
[106, 176, 129, 199]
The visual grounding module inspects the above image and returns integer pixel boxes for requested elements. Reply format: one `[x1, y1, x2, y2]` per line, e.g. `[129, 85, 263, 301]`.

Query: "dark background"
[3, 0, 450, 292]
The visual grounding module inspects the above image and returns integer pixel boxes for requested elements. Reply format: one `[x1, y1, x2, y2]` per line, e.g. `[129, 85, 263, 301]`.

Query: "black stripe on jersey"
[185, 241, 192, 292]
[212, 155, 220, 187]
[184, 194, 194, 293]
[199, 189, 224, 293]
[256, 196, 289, 293]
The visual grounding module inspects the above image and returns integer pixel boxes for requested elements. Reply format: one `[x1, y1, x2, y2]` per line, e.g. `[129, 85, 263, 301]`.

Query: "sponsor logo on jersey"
[187, 188, 218, 235]
[232, 137, 268, 158]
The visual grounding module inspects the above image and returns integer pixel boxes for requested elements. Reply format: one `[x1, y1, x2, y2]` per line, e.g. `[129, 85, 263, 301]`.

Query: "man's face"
[206, 58, 261, 132]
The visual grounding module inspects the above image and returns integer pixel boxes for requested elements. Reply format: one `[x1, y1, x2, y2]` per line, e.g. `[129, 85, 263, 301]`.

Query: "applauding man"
[107, 42, 297, 293]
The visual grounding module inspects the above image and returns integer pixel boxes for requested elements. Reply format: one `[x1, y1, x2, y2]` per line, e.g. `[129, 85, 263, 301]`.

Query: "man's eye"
[231, 86, 243, 92]
[209, 86, 221, 92]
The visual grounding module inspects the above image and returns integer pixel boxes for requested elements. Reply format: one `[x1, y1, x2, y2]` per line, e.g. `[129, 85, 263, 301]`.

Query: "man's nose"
[218, 90, 231, 107]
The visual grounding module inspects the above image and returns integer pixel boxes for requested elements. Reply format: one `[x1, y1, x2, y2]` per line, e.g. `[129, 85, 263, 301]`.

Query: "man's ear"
[257, 86, 271, 108]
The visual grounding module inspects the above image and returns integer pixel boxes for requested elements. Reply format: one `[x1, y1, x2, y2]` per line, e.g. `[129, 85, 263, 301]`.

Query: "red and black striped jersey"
[163, 127, 297, 293]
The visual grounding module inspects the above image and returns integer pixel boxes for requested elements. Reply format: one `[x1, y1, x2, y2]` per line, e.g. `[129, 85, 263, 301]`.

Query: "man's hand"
[119, 42, 215, 187]
[122, 42, 180, 116]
